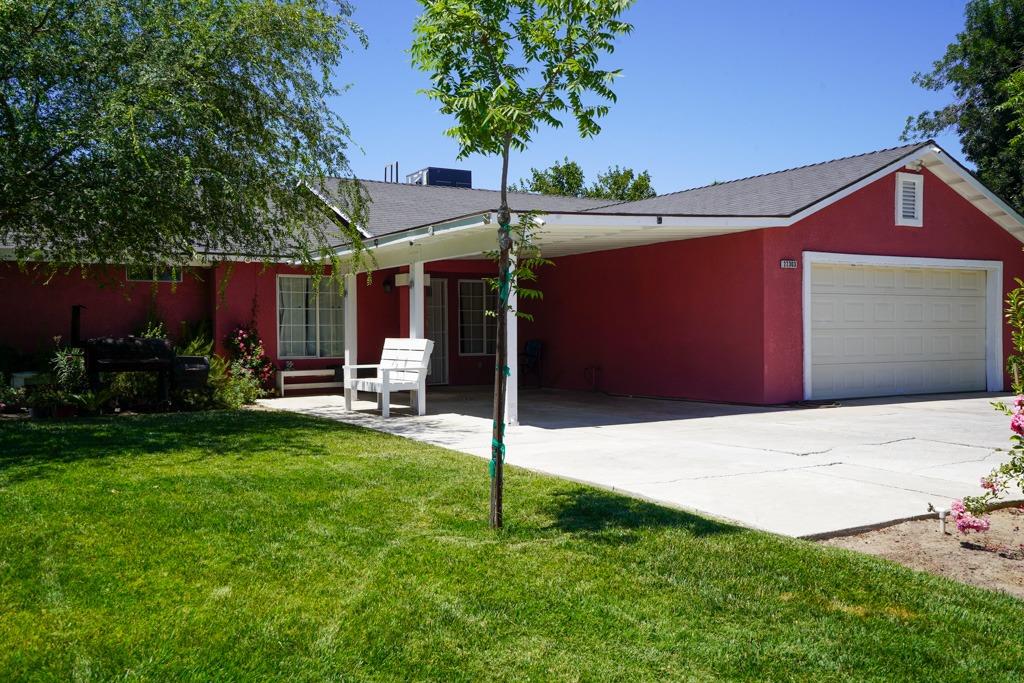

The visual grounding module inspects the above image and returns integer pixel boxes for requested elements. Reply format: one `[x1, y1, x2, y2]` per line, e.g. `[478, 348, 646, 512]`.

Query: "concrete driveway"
[259, 388, 1020, 538]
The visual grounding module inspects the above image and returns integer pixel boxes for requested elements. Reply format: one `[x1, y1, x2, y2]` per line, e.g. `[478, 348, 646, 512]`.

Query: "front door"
[426, 277, 449, 385]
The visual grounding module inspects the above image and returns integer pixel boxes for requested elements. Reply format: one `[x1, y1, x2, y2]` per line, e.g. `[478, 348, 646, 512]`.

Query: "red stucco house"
[3, 141, 1024, 420]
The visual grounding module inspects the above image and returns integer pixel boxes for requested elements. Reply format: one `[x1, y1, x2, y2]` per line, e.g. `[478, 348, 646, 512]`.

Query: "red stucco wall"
[760, 167, 1024, 403]
[0, 264, 211, 354]
[524, 230, 767, 403]
[520, 167, 1024, 404]
[4, 167, 1021, 405]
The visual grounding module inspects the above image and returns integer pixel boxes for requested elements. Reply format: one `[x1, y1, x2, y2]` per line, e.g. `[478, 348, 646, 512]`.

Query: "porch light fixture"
[382, 275, 394, 293]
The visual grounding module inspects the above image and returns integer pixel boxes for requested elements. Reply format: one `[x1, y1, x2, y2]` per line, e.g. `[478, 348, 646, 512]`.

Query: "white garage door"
[808, 263, 988, 400]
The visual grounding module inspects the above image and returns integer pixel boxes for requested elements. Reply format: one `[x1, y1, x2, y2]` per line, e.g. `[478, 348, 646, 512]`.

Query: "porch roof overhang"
[335, 212, 780, 272]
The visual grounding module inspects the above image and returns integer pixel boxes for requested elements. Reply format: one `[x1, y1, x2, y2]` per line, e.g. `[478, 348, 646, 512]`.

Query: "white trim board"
[801, 251, 1004, 400]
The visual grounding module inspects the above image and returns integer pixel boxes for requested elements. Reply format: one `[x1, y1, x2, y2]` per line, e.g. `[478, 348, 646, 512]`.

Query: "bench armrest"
[343, 364, 382, 369]
[380, 366, 429, 374]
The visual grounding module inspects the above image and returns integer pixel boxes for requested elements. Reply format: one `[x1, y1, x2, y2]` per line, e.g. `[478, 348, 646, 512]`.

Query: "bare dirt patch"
[821, 506, 1024, 599]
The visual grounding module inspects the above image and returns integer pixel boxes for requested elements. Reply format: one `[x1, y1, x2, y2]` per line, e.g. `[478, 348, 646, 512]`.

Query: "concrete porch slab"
[258, 388, 1022, 538]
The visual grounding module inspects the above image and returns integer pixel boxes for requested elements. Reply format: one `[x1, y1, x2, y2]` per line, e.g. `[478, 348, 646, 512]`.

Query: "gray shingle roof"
[324, 178, 610, 238]
[585, 142, 930, 217]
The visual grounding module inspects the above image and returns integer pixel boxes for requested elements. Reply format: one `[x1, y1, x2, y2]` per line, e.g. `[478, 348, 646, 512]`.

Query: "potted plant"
[26, 385, 60, 419]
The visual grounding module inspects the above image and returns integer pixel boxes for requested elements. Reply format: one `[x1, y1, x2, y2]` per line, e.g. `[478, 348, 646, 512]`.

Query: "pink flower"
[1014, 395, 1024, 411]
[950, 498, 991, 534]
[980, 476, 999, 492]
[956, 515, 991, 534]
[1011, 412, 1024, 435]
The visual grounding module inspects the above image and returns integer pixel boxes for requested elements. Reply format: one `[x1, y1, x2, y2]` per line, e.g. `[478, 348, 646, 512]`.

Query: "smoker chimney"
[70, 304, 85, 346]
[406, 167, 472, 188]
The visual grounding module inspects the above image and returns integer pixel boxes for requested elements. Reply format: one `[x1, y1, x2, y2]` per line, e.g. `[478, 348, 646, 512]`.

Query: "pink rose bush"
[949, 499, 990, 534]
[225, 324, 276, 388]
[957, 390, 1024, 534]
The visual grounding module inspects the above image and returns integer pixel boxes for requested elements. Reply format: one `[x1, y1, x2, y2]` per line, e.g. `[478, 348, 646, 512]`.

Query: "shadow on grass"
[0, 410, 368, 480]
[545, 488, 740, 541]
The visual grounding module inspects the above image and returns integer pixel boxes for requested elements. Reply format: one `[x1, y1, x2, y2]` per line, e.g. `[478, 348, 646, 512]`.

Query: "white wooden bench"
[275, 369, 344, 397]
[343, 337, 434, 417]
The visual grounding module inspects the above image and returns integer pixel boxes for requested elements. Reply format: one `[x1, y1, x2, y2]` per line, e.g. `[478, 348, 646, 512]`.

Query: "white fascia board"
[303, 181, 373, 239]
[541, 213, 788, 230]
[922, 150, 1024, 229]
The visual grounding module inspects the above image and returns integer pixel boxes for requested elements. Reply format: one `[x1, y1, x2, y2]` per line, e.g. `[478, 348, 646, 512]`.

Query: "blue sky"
[332, 1, 968, 193]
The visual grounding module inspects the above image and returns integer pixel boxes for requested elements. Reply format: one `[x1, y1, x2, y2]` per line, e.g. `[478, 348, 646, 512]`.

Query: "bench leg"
[344, 387, 353, 411]
[380, 390, 390, 418]
[415, 383, 427, 416]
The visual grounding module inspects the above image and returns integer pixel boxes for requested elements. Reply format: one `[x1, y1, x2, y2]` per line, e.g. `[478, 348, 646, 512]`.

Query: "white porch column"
[504, 256, 518, 426]
[344, 273, 358, 364]
[409, 261, 425, 339]
[342, 272, 358, 411]
[343, 272, 358, 410]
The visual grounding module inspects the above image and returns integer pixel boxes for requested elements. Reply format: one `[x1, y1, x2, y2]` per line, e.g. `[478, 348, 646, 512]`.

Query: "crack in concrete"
[637, 461, 845, 485]
[704, 436, 918, 458]
[914, 448, 1005, 472]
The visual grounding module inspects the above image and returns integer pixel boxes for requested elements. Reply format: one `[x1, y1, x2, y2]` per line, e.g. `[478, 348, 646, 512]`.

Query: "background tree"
[0, 0, 369, 271]
[510, 158, 587, 197]
[1002, 69, 1024, 148]
[512, 157, 655, 201]
[411, 0, 634, 529]
[903, 0, 1024, 212]
[591, 165, 655, 201]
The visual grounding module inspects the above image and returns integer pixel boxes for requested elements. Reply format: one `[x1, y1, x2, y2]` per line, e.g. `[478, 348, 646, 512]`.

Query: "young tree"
[512, 156, 656, 201]
[903, 0, 1024, 213]
[411, 0, 634, 528]
[1, 0, 369, 271]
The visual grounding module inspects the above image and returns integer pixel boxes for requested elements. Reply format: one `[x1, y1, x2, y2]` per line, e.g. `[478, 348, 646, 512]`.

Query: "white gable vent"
[895, 172, 923, 227]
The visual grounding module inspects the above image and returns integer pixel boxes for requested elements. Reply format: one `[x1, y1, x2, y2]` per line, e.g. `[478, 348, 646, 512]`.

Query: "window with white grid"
[277, 276, 345, 358]
[458, 279, 498, 355]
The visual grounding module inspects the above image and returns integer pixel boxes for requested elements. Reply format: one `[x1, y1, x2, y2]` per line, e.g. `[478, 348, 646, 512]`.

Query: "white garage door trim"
[802, 251, 1003, 400]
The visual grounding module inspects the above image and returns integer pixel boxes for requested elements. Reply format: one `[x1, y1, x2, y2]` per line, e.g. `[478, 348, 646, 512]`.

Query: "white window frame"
[126, 266, 183, 283]
[457, 278, 497, 357]
[895, 172, 924, 227]
[276, 274, 345, 360]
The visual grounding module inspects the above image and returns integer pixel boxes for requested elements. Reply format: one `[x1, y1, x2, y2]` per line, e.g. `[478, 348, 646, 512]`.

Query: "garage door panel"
[811, 360, 987, 400]
[809, 263, 988, 399]
[810, 294, 986, 329]
[811, 265, 987, 296]
[812, 330, 985, 364]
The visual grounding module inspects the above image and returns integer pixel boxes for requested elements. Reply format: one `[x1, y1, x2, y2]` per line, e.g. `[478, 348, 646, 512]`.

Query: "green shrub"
[50, 345, 86, 392]
[0, 379, 25, 413]
[212, 362, 264, 409]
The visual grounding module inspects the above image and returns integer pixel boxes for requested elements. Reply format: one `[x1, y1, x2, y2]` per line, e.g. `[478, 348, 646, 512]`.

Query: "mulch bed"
[821, 506, 1024, 599]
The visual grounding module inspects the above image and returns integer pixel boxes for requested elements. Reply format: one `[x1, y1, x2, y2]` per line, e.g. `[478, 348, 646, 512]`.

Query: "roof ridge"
[351, 177, 607, 203]
[597, 141, 932, 209]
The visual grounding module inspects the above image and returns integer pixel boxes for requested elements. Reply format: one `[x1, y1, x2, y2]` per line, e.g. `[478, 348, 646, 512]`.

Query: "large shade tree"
[0, 0, 369, 270]
[903, 0, 1024, 212]
[411, 0, 635, 528]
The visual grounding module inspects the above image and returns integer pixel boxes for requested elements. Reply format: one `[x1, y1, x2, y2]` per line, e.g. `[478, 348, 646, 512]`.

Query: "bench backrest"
[379, 337, 434, 383]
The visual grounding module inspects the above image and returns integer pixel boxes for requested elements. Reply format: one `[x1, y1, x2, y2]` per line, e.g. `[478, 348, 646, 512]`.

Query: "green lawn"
[0, 411, 1021, 681]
